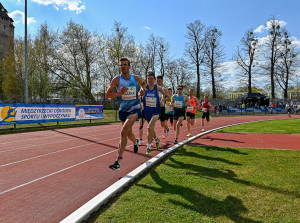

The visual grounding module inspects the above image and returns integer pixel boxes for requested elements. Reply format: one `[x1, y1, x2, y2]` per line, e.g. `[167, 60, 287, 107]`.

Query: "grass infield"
[217, 118, 300, 134]
[90, 119, 300, 223]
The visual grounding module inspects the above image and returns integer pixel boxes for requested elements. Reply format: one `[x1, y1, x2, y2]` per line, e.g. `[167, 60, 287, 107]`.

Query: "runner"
[286, 102, 292, 118]
[137, 95, 146, 145]
[201, 95, 213, 131]
[106, 57, 146, 170]
[165, 88, 174, 128]
[156, 75, 170, 139]
[140, 72, 169, 155]
[172, 85, 191, 144]
[186, 89, 200, 137]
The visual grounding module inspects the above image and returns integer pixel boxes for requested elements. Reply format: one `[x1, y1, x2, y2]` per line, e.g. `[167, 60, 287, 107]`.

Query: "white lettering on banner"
[187, 106, 194, 112]
[175, 101, 183, 108]
[121, 87, 136, 100]
[146, 97, 157, 107]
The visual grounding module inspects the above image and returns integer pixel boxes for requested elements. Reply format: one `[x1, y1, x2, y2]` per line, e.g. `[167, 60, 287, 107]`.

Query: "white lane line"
[0, 129, 121, 154]
[0, 136, 120, 168]
[0, 149, 117, 195]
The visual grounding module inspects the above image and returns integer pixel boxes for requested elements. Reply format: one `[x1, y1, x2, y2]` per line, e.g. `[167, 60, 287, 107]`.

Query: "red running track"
[0, 115, 299, 222]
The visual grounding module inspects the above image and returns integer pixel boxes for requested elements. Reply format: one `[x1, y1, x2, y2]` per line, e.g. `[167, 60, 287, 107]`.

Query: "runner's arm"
[135, 75, 147, 91]
[106, 76, 127, 98]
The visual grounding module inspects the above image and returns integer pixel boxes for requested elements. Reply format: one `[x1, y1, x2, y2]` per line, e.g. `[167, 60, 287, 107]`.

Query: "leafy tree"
[2, 37, 24, 102]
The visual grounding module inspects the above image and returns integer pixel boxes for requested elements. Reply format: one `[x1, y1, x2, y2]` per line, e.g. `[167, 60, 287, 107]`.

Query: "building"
[0, 2, 14, 62]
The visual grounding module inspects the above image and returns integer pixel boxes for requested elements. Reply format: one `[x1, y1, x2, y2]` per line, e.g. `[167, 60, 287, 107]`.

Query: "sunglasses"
[177, 88, 182, 90]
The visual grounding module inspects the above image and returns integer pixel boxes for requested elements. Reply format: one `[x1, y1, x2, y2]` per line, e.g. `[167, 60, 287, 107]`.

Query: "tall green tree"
[2, 37, 24, 102]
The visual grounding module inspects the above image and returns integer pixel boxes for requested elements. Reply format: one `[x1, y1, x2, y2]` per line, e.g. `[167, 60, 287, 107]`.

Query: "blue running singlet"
[143, 84, 160, 117]
[117, 74, 140, 112]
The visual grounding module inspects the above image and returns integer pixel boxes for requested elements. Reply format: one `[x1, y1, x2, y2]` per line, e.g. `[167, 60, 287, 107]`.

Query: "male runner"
[186, 89, 200, 137]
[106, 57, 146, 170]
[172, 85, 190, 144]
[156, 75, 170, 139]
[201, 95, 213, 131]
[140, 72, 169, 155]
[165, 88, 174, 128]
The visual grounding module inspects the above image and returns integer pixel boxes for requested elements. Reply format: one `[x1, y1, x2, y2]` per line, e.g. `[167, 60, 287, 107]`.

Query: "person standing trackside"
[106, 57, 146, 170]
[201, 95, 213, 132]
[172, 85, 191, 144]
[156, 75, 171, 139]
[186, 89, 200, 137]
[139, 72, 169, 155]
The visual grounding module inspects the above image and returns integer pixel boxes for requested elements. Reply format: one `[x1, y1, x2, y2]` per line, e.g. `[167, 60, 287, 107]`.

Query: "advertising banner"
[0, 103, 76, 125]
[76, 105, 103, 120]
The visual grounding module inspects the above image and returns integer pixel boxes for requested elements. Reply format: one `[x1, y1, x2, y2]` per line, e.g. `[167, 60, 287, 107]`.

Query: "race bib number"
[202, 108, 208, 112]
[166, 103, 173, 111]
[175, 101, 183, 108]
[187, 106, 194, 112]
[146, 97, 157, 107]
[121, 87, 136, 100]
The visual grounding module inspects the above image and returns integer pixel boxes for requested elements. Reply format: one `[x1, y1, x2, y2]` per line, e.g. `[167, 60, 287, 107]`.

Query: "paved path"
[0, 115, 299, 223]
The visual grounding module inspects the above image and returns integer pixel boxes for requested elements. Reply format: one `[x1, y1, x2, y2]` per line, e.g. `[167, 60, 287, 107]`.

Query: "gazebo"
[241, 93, 270, 106]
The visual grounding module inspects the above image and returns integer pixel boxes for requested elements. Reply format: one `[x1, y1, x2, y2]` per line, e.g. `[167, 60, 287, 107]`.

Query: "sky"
[2, 0, 300, 90]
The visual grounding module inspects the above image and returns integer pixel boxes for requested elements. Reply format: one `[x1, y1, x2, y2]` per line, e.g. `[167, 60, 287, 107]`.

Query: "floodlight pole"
[25, 0, 28, 103]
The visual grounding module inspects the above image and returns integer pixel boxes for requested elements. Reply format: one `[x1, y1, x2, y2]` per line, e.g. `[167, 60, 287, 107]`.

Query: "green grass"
[90, 145, 300, 223]
[217, 118, 300, 134]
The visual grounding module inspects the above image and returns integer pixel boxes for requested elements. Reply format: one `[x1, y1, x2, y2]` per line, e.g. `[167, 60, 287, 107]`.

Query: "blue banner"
[0, 103, 76, 125]
[76, 105, 103, 120]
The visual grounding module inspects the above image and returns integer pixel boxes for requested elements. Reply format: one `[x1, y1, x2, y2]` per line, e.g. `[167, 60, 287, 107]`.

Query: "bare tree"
[164, 58, 192, 91]
[234, 29, 259, 93]
[261, 16, 284, 99]
[276, 31, 300, 98]
[203, 27, 225, 98]
[184, 20, 206, 98]
[157, 36, 170, 76]
[145, 34, 159, 72]
[48, 20, 100, 103]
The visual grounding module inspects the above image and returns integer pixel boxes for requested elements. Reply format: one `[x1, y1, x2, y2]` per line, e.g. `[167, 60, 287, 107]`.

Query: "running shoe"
[202, 127, 205, 132]
[109, 161, 120, 170]
[166, 128, 170, 137]
[163, 134, 166, 139]
[146, 147, 151, 155]
[174, 139, 178, 144]
[156, 138, 160, 150]
[138, 139, 143, 146]
[133, 140, 139, 153]
[187, 133, 192, 137]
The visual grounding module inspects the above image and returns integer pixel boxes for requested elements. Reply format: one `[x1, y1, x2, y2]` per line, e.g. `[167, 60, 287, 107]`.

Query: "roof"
[0, 3, 14, 24]
[242, 92, 269, 99]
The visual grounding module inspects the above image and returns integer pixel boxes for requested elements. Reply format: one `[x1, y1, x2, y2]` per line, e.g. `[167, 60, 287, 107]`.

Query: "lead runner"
[106, 57, 146, 170]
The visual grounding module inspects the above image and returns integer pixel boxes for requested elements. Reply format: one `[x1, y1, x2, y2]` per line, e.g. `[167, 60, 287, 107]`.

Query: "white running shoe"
[166, 128, 170, 137]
